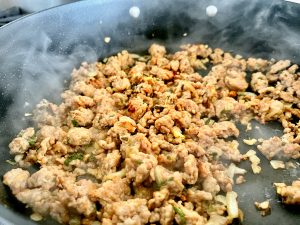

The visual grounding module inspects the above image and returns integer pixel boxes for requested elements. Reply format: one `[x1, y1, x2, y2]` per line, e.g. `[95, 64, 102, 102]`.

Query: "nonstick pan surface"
[0, 0, 299, 224]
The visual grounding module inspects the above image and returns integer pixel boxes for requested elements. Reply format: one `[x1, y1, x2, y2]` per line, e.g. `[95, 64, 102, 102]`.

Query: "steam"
[140, 0, 300, 63]
[1, 0, 300, 138]
[0, 31, 97, 137]
[192, 0, 300, 61]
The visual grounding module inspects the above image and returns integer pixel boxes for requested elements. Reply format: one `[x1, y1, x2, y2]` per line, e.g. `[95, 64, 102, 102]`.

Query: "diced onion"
[69, 217, 81, 225]
[214, 195, 227, 205]
[243, 138, 257, 145]
[91, 222, 101, 225]
[251, 164, 261, 174]
[30, 213, 43, 222]
[270, 160, 285, 169]
[226, 163, 247, 179]
[206, 214, 227, 225]
[103, 169, 126, 181]
[14, 154, 23, 163]
[226, 191, 239, 220]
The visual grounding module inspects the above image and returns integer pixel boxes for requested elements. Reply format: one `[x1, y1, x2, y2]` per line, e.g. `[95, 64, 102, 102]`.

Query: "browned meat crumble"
[3, 43, 300, 224]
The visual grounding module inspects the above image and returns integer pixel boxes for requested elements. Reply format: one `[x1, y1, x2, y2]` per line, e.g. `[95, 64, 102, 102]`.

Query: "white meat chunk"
[16, 188, 69, 224]
[269, 60, 291, 74]
[251, 72, 268, 92]
[258, 136, 300, 159]
[149, 44, 167, 57]
[102, 198, 151, 224]
[3, 168, 30, 195]
[225, 69, 248, 91]
[202, 176, 220, 195]
[159, 204, 175, 225]
[125, 152, 158, 185]
[212, 121, 239, 138]
[183, 154, 199, 184]
[247, 58, 269, 71]
[275, 180, 300, 205]
[69, 107, 94, 126]
[67, 127, 92, 145]
[90, 178, 130, 206]
[9, 127, 35, 154]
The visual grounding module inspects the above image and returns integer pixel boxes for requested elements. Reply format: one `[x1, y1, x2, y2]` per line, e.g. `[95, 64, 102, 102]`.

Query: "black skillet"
[0, 0, 299, 224]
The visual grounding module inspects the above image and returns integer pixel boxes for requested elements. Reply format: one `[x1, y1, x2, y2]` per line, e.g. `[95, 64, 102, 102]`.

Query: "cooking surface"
[0, 0, 300, 224]
[0, 0, 80, 13]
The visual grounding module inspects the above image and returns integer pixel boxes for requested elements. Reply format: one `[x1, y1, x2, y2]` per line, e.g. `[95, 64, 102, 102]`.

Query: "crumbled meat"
[72, 95, 95, 108]
[67, 127, 92, 146]
[17, 188, 69, 223]
[251, 72, 268, 92]
[247, 58, 269, 72]
[254, 200, 271, 216]
[112, 77, 131, 92]
[258, 137, 300, 159]
[90, 178, 130, 205]
[212, 121, 239, 138]
[4, 43, 300, 224]
[274, 180, 300, 205]
[269, 60, 291, 74]
[183, 154, 198, 184]
[128, 97, 148, 120]
[170, 201, 206, 225]
[69, 107, 94, 126]
[155, 115, 174, 134]
[225, 69, 248, 91]
[9, 127, 35, 155]
[159, 204, 175, 225]
[126, 152, 158, 185]
[235, 176, 246, 184]
[3, 168, 30, 194]
[187, 189, 213, 203]
[149, 44, 166, 57]
[202, 176, 220, 195]
[102, 198, 151, 224]
[148, 189, 169, 209]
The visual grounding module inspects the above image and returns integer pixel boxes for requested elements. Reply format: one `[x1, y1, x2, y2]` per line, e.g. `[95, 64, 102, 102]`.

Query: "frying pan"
[0, 0, 299, 224]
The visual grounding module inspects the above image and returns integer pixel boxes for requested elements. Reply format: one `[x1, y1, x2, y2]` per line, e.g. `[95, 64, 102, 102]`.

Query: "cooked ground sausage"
[4, 43, 300, 224]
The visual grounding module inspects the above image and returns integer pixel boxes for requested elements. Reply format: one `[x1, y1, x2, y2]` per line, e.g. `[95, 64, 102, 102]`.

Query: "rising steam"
[0, 0, 300, 137]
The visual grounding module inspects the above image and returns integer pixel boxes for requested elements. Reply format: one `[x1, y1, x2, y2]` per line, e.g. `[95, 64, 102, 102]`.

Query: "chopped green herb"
[71, 120, 79, 127]
[155, 177, 174, 190]
[64, 152, 84, 166]
[28, 135, 37, 147]
[120, 136, 129, 141]
[6, 159, 16, 165]
[210, 152, 219, 161]
[219, 109, 232, 119]
[87, 71, 97, 77]
[204, 118, 215, 125]
[136, 160, 143, 165]
[83, 143, 93, 148]
[206, 203, 215, 213]
[88, 154, 97, 162]
[173, 206, 186, 225]
[17, 130, 25, 137]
